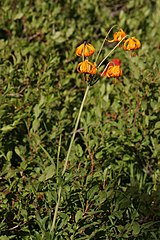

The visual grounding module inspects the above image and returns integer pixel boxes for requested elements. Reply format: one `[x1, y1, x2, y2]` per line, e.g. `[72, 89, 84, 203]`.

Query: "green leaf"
[132, 222, 140, 236]
[0, 40, 5, 50]
[15, 146, 25, 161]
[13, 12, 23, 20]
[39, 165, 55, 182]
[0, 125, 15, 133]
[76, 144, 83, 157]
[45, 165, 55, 180]
[75, 210, 83, 223]
[66, 27, 74, 38]
[6, 151, 13, 161]
[154, 121, 160, 130]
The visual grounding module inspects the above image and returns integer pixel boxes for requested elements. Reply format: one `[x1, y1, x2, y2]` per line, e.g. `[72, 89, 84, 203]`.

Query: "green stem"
[62, 84, 90, 175]
[50, 186, 62, 233]
[50, 84, 90, 233]
[56, 134, 61, 182]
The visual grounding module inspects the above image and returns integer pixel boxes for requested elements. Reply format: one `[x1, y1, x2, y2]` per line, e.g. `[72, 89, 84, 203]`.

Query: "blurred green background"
[0, 0, 160, 239]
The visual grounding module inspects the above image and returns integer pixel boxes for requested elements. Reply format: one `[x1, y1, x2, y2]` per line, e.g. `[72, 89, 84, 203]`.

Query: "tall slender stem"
[56, 134, 61, 182]
[50, 186, 62, 233]
[62, 84, 90, 176]
[50, 84, 90, 233]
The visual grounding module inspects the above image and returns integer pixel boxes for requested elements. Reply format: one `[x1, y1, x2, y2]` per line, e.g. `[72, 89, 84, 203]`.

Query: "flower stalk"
[62, 84, 90, 176]
[50, 26, 141, 234]
[50, 84, 90, 233]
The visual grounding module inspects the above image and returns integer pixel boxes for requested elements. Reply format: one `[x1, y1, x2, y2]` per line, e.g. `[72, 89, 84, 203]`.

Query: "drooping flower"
[105, 65, 122, 78]
[108, 29, 126, 42]
[124, 37, 141, 51]
[77, 60, 97, 74]
[101, 58, 121, 76]
[76, 43, 95, 57]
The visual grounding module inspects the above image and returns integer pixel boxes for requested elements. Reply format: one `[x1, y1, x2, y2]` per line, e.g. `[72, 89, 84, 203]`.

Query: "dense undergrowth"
[0, 0, 160, 239]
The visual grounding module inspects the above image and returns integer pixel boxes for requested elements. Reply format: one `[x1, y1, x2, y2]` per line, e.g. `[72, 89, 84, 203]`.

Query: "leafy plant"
[0, 0, 160, 239]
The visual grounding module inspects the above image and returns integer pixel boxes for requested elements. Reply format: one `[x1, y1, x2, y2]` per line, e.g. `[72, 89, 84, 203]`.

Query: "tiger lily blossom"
[77, 60, 97, 75]
[105, 65, 122, 78]
[101, 58, 121, 77]
[108, 29, 126, 42]
[76, 43, 95, 57]
[124, 37, 141, 51]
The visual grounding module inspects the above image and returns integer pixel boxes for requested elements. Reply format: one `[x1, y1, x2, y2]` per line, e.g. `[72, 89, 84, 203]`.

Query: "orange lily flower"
[76, 43, 95, 57]
[124, 37, 141, 51]
[77, 60, 97, 75]
[105, 65, 122, 78]
[101, 58, 121, 76]
[108, 29, 126, 42]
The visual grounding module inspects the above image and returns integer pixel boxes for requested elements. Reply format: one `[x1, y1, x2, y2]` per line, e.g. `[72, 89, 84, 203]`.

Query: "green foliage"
[0, 0, 160, 239]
